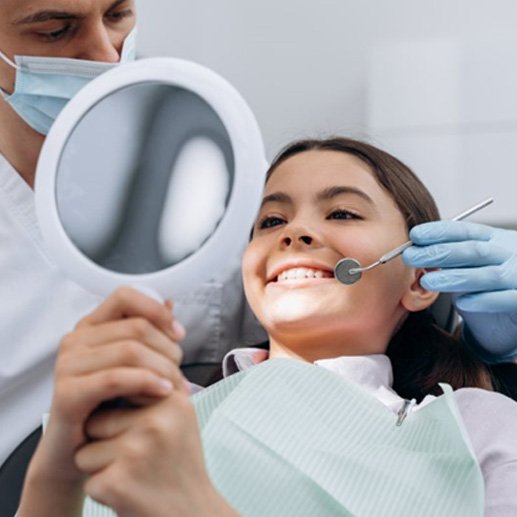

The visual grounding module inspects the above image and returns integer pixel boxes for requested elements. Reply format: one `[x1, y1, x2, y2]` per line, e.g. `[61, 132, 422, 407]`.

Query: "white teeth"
[277, 267, 332, 282]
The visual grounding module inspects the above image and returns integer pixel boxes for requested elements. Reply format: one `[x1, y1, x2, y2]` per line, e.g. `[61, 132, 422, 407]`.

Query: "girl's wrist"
[24, 433, 86, 491]
[18, 460, 85, 517]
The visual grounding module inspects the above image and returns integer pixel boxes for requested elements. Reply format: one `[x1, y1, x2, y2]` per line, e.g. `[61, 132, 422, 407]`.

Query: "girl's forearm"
[17, 460, 85, 517]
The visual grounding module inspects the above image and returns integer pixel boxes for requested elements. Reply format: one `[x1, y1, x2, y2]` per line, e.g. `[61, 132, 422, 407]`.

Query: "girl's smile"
[243, 149, 437, 362]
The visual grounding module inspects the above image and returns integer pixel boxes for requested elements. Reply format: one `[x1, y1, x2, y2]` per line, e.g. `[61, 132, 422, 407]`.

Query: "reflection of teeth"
[277, 268, 333, 282]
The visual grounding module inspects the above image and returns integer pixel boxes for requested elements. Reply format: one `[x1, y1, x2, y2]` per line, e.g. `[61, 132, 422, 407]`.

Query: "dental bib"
[194, 359, 484, 517]
[80, 358, 484, 517]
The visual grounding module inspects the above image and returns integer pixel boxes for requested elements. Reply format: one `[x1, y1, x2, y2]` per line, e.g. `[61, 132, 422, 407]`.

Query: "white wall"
[136, 0, 517, 224]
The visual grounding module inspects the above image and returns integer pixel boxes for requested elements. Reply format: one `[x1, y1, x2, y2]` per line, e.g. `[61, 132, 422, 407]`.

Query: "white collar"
[315, 354, 393, 392]
[222, 348, 423, 413]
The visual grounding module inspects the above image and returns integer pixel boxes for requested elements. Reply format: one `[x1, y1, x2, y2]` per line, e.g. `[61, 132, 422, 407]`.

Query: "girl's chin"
[263, 310, 340, 336]
[263, 294, 348, 326]
[265, 299, 327, 326]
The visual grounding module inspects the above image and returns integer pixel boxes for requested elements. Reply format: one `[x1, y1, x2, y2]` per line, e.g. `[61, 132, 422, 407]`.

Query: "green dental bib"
[80, 358, 484, 516]
[193, 358, 484, 517]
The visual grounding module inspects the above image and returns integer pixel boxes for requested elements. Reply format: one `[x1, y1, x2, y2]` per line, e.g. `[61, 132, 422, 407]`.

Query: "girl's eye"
[258, 216, 286, 230]
[328, 209, 362, 221]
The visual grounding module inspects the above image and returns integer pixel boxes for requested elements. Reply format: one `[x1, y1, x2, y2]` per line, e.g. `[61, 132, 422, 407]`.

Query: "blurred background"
[136, 0, 517, 226]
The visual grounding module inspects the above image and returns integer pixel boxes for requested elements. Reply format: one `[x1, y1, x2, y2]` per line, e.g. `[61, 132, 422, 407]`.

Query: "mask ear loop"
[0, 50, 20, 98]
[0, 50, 20, 70]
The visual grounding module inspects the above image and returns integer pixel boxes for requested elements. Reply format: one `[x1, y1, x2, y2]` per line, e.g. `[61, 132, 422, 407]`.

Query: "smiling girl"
[19, 138, 517, 516]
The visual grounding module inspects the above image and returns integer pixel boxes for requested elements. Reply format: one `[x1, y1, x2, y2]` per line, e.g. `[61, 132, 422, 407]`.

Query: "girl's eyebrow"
[260, 186, 375, 210]
[316, 186, 374, 205]
[260, 192, 292, 209]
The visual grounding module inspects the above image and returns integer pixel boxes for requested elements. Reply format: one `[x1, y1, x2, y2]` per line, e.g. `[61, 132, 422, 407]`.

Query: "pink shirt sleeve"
[455, 388, 517, 516]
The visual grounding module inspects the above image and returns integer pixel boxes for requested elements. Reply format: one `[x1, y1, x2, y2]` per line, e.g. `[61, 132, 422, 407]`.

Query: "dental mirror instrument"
[334, 197, 494, 285]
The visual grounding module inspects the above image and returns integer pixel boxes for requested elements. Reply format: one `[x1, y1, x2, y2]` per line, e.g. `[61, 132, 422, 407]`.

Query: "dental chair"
[1, 295, 515, 515]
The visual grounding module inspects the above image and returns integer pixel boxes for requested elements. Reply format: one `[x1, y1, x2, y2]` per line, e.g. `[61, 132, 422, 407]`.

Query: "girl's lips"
[266, 266, 337, 291]
[276, 267, 334, 282]
[267, 276, 337, 289]
[267, 262, 335, 283]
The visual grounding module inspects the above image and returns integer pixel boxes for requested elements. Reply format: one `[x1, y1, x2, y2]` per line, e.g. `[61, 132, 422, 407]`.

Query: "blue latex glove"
[403, 221, 517, 363]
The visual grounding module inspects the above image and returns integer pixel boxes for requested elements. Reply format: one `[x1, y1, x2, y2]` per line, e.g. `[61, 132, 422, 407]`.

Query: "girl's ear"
[401, 269, 439, 312]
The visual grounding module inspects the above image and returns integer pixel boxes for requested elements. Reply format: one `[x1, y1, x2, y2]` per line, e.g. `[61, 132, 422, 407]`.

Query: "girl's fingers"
[55, 368, 174, 423]
[61, 318, 183, 366]
[58, 340, 185, 388]
[84, 389, 187, 441]
[86, 408, 139, 441]
[77, 287, 170, 328]
[76, 287, 186, 342]
[75, 438, 117, 475]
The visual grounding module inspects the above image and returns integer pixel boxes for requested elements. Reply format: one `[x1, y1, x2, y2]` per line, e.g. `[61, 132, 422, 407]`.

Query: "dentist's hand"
[403, 221, 517, 363]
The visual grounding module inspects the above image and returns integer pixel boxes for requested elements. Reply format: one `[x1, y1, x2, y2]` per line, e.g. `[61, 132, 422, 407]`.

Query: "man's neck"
[0, 101, 44, 189]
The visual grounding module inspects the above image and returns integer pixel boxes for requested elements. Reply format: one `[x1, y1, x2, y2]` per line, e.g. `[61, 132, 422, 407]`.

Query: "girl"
[19, 138, 517, 516]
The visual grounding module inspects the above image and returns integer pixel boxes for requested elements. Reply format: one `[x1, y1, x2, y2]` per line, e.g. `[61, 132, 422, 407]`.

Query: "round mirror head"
[36, 58, 267, 298]
[56, 82, 234, 274]
[334, 258, 362, 285]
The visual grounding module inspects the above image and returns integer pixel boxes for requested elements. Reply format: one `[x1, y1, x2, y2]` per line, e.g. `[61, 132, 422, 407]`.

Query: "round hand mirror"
[35, 58, 267, 299]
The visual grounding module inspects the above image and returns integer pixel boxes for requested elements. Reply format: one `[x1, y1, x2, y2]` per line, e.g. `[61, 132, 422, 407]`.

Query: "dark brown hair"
[267, 137, 492, 402]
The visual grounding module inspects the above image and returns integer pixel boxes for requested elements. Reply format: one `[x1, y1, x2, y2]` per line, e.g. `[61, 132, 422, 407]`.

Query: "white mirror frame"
[35, 57, 268, 299]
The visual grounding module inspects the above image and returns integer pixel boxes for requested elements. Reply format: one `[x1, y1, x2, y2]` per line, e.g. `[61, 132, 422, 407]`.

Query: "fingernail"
[159, 379, 174, 393]
[172, 320, 186, 340]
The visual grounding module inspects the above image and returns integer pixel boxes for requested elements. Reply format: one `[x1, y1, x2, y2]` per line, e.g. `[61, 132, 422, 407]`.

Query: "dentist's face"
[0, 0, 136, 93]
[243, 150, 419, 359]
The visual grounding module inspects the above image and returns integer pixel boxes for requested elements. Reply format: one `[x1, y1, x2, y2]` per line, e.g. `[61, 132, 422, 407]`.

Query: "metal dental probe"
[334, 197, 494, 285]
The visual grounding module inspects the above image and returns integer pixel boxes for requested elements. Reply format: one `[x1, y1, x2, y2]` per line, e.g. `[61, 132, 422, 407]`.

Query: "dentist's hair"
[266, 137, 492, 402]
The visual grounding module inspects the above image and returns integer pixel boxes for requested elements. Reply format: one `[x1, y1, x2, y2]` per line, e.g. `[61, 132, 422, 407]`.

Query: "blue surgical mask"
[0, 27, 137, 135]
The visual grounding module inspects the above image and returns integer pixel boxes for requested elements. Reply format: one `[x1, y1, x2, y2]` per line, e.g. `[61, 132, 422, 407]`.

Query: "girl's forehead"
[265, 151, 387, 200]
[263, 150, 407, 226]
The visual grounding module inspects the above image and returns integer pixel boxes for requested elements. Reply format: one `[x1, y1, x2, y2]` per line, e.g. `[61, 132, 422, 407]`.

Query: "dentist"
[0, 0, 515, 475]
[0, 0, 265, 469]
[0, 0, 138, 467]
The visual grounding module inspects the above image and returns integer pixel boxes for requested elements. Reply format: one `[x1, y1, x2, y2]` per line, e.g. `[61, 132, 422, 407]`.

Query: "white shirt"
[0, 154, 100, 466]
[0, 154, 266, 466]
[223, 349, 517, 516]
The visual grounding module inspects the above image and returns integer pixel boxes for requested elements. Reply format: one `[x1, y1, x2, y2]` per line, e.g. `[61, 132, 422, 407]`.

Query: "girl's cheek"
[333, 231, 381, 264]
[242, 241, 267, 279]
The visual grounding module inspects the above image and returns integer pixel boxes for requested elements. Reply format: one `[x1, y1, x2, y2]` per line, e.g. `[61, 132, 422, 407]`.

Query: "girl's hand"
[22, 287, 187, 495]
[75, 392, 237, 517]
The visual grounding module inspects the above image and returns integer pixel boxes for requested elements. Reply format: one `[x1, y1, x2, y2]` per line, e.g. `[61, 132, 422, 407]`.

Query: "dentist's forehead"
[5, 0, 128, 18]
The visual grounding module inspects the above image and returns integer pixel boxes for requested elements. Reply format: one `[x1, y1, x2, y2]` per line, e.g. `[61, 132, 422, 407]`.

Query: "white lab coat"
[0, 153, 266, 466]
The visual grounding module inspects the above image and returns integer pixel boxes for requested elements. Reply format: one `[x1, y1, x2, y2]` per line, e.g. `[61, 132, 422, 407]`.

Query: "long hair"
[266, 137, 492, 401]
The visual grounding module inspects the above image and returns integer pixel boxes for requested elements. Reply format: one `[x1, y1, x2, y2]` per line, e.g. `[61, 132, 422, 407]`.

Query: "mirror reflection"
[56, 82, 234, 275]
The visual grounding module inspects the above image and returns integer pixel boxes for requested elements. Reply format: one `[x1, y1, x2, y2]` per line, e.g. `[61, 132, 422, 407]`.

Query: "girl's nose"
[282, 234, 313, 247]
[279, 221, 321, 249]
